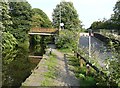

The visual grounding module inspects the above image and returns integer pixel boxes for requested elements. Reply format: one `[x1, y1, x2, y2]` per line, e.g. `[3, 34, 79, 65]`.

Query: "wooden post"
[86, 64, 90, 75]
[74, 51, 76, 56]
[64, 54, 66, 60]
[80, 58, 83, 67]
[50, 48, 52, 55]
[77, 53, 79, 58]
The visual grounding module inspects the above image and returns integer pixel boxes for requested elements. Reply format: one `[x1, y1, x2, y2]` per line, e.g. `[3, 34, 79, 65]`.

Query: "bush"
[79, 74, 85, 80]
[85, 76, 96, 86]
[2, 32, 18, 64]
[79, 75, 96, 87]
[55, 30, 79, 49]
[79, 67, 87, 74]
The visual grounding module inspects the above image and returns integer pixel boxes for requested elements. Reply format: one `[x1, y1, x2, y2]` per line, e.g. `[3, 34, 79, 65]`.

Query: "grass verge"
[41, 54, 57, 86]
[66, 51, 96, 87]
[57, 48, 96, 87]
[58, 48, 72, 53]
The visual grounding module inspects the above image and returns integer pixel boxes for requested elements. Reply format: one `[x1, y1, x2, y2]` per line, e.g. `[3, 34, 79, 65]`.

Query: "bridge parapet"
[80, 33, 89, 36]
[29, 28, 59, 35]
[80, 33, 94, 37]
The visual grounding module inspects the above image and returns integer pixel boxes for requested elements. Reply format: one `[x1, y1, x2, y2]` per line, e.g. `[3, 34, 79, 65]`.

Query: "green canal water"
[2, 43, 43, 87]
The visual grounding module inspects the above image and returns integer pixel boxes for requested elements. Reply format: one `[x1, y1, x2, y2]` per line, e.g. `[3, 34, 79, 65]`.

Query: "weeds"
[41, 54, 57, 86]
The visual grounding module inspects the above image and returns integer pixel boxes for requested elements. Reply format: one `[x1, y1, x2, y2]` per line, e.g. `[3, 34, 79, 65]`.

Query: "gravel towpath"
[22, 48, 80, 87]
[51, 49, 80, 86]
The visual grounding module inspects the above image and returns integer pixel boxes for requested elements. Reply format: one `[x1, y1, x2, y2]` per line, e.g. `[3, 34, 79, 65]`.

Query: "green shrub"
[79, 74, 85, 80]
[85, 76, 96, 86]
[2, 32, 18, 64]
[55, 30, 79, 49]
[80, 67, 87, 74]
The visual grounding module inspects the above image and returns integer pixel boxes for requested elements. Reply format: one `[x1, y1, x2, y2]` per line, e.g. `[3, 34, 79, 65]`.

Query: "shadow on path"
[52, 48, 80, 86]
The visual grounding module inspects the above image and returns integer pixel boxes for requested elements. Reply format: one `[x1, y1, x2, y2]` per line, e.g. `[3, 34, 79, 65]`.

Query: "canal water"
[2, 43, 42, 87]
[79, 36, 113, 67]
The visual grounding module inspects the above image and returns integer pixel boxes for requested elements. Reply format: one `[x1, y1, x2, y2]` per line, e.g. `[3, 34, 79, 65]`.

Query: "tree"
[1, 1, 12, 32]
[90, 21, 102, 30]
[31, 8, 52, 28]
[90, 20, 115, 30]
[1, 1, 18, 86]
[55, 29, 80, 50]
[2, 32, 18, 65]
[31, 13, 44, 28]
[90, 0, 120, 32]
[52, 1, 82, 30]
[1, 1, 18, 63]
[30, 8, 53, 55]
[9, 1, 32, 42]
[113, 0, 120, 22]
[111, 0, 120, 33]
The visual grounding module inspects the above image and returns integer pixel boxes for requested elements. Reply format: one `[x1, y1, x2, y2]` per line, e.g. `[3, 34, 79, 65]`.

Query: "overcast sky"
[27, 0, 118, 28]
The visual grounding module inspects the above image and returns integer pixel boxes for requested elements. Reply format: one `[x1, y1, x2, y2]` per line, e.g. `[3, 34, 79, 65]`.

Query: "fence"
[73, 51, 104, 75]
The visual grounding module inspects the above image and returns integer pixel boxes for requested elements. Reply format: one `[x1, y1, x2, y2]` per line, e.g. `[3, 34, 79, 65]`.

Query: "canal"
[2, 34, 54, 87]
[2, 43, 42, 87]
[79, 35, 113, 67]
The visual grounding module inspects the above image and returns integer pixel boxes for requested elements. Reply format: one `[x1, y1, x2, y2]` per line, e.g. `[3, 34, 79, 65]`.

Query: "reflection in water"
[30, 44, 42, 56]
[29, 44, 43, 64]
[2, 43, 42, 87]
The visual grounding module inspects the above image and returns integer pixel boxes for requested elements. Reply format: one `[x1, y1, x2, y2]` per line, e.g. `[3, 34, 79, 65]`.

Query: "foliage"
[9, 2, 32, 42]
[113, 0, 120, 20]
[111, 0, 120, 30]
[33, 35, 42, 43]
[2, 47, 37, 87]
[58, 48, 72, 53]
[78, 38, 120, 87]
[67, 54, 96, 87]
[2, 32, 18, 64]
[107, 59, 120, 86]
[31, 13, 44, 28]
[31, 8, 52, 28]
[1, 1, 13, 31]
[2, 32, 18, 86]
[90, 20, 116, 30]
[79, 74, 85, 80]
[30, 35, 54, 55]
[30, 8, 53, 55]
[55, 29, 80, 50]
[52, 1, 82, 30]
[90, 0, 120, 33]
[79, 76, 96, 87]
[103, 40, 120, 87]
[89, 2, 120, 85]
[1, 1, 34, 87]
[41, 54, 57, 86]
[1, 1, 53, 87]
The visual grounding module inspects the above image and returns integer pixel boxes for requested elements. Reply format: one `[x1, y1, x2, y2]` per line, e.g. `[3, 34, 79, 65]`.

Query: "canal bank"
[2, 41, 45, 87]
[22, 47, 80, 87]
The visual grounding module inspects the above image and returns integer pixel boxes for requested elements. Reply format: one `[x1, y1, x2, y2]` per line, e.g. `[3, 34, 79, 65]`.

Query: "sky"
[26, 0, 118, 28]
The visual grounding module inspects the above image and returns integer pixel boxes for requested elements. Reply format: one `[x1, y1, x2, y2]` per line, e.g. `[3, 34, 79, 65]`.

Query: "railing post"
[77, 53, 79, 58]
[64, 54, 66, 59]
[49, 48, 52, 55]
[86, 64, 90, 75]
[80, 58, 84, 67]
[74, 51, 76, 56]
